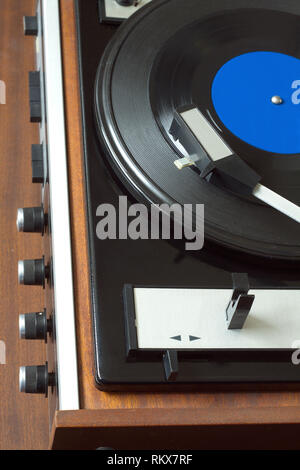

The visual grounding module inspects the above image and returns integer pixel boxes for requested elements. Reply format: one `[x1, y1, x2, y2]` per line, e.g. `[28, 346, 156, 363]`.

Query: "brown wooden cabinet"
[2, 0, 300, 450]
[0, 0, 48, 450]
[47, 0, 300, 450]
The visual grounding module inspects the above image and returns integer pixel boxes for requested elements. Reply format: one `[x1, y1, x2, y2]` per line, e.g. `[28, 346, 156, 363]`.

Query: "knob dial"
[19, 363, 52, 397]
[16, 206, 45, 234]
[18, 257, 48, 287]
[19, 309, 51, 342]
[116, 0, 137, 5]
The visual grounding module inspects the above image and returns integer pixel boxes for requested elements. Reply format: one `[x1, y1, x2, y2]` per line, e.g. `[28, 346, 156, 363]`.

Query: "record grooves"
[95, 0, 300, 261]
[76, 0, 300, 389]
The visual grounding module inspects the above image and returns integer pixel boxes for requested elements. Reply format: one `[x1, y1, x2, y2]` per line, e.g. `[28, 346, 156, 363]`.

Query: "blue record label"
[212, 51, 300, 154]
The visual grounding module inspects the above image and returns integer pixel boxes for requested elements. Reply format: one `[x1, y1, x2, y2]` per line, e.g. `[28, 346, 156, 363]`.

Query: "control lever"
[171, 106, 300, 223]
[226, 273, 255, 330]
[163, 350, 178, 382]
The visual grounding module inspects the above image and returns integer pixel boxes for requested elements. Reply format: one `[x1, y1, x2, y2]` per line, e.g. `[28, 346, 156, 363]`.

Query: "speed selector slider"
[16, 206, 46, 234]
[18, 257, 49, 287]
[226, 273, 255, 330]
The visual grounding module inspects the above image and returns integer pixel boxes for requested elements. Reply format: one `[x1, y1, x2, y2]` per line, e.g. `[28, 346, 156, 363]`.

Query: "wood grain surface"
[0, 0, 49, 450]
[51, 408, 300, 450]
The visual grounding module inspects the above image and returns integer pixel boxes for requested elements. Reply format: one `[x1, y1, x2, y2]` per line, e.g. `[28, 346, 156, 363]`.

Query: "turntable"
[75, 0, 300, 389]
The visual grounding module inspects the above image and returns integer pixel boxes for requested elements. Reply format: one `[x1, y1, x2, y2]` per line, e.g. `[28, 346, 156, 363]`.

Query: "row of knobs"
[19, 2, 140, 396]
[18, 16, 52, 397]
[17, 209, 52, 395]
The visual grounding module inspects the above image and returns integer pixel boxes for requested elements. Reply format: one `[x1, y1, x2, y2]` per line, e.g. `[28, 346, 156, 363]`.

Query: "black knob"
[16, 206, 45, 234]
[19, 363, 52, 397]
[116, 0, 136, 5]
[31, 144, 44, 183]
[23, 16, 38, 36]
[18, 257, 48, 287]
[19, 309, 51, 342]
[29, 71, 42, 123]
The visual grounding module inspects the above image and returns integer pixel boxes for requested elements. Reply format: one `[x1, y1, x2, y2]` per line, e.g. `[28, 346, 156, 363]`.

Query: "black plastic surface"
[76, 0, 300, 389]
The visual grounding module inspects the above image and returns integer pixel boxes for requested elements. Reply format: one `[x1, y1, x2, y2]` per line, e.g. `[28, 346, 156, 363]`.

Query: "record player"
[74, 0, 300, 390]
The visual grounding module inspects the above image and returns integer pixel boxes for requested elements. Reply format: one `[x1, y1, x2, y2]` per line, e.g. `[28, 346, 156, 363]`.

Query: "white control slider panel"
[123, 284, 300, 382]
[124, 285, 300, 351]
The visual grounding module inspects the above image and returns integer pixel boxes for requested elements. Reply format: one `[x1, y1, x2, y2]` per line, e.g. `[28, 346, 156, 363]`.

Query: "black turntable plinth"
[75, 0, 300, 390]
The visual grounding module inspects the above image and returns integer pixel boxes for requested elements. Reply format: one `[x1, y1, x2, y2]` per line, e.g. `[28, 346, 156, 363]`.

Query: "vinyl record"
[94, 0, 300, 261]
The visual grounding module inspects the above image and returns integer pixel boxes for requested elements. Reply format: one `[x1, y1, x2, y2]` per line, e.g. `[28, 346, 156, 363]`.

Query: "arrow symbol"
[189, 335, 201, 342]
[170, 335, 182, 341]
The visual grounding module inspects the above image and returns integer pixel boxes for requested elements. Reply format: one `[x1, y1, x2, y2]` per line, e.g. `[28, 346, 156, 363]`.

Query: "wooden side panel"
[0, 0, 49, 450]
[51, 409, 300, 450]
